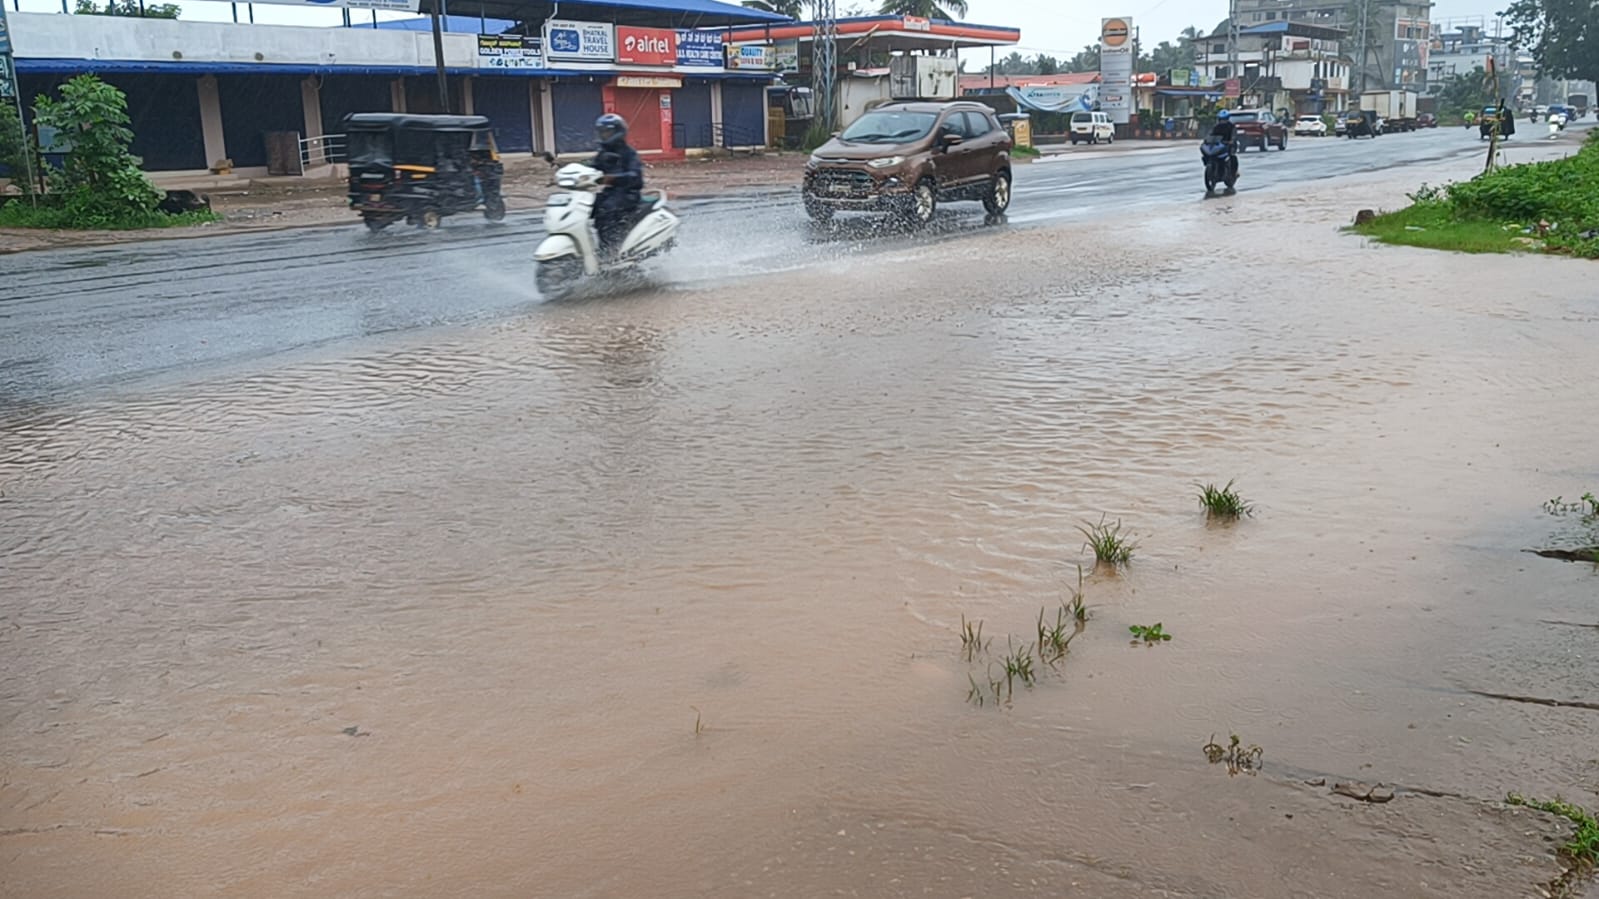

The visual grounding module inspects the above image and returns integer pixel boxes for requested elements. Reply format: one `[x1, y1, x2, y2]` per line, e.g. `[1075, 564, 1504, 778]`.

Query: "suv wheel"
[983, 170, 1012, 215]
[905, 179, 937, 226]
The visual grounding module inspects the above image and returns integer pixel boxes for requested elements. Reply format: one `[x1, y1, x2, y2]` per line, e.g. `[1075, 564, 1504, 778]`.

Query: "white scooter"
[533, 155, 679, 300]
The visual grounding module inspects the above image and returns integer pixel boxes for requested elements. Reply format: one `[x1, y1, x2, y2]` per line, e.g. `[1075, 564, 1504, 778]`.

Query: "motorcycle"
[1200, 136, 1238, 194]
[533, 155, 680, 300]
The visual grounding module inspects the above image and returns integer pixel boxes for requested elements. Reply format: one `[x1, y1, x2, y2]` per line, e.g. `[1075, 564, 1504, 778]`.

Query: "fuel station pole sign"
[1098, 17, 1134, 125]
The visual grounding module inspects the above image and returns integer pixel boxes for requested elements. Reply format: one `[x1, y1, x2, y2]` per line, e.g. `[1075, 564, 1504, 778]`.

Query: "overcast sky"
[11, 0, 1513, 47]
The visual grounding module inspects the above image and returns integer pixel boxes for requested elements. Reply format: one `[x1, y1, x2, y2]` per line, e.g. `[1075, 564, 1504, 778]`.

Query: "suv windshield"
[839, 110, 939, 143]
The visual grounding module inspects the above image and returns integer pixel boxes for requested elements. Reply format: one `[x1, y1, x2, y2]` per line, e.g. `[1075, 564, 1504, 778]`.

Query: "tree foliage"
[0, 105, 42, 198]
[740, 0, 802, 19]
[1503, 0, 1599, 84]
[74, 0, 182, 17]
[1434, 68, 1489, 119]
[877, 0, 967, 21]
[30, 75, 163, 226]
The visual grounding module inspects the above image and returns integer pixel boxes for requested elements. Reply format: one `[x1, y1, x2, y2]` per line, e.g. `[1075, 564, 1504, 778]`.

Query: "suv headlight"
[866, 156, 905, 169]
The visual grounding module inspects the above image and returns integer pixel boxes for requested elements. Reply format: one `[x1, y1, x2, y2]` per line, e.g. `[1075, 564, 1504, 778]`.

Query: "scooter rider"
[1208, 109, 1239, 179]
[590, 113, 643, 257]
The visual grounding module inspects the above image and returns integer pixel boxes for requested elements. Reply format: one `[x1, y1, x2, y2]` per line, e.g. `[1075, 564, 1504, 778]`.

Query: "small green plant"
[1079, 515, 1136, 567]
[959, 614, 989, 662]
[1506, 794, 1599, 866]
[690, 705, 704, 736]
[1129, 623, 1172, 644]
[1202, 733, 1263, 776]
[1543, 493, 1599, 518]
[1196, 479, 1253, 519]
[966, 673, 986, 706]
[996, 639, 1036, 700]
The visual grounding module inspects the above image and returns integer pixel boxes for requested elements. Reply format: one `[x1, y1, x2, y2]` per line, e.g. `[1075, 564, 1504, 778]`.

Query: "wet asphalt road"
[0, 123, 1588, 409]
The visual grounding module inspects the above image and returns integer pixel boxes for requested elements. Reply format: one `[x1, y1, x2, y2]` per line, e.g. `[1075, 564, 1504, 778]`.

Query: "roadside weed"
[1079, 515, 1136, 567]
[1129, 623, 1173, 644]
[1197, 479, 1253, 519]
[1506, 794, 1599, 865]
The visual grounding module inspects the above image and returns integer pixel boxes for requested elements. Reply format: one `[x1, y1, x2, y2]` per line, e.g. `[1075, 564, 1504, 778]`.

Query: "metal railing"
[300, 133, 347, 170]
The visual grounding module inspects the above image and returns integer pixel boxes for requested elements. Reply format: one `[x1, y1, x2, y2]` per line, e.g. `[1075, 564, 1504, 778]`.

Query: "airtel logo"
[625, 34, 672, 54]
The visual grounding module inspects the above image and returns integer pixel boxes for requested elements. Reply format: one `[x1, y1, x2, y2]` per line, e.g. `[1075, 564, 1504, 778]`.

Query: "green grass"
[0, 200, 220, 231]
[1197, 479, 1253, 519]
[1352, 130, 1599, 259]
[1129, 623, 1172, 644]
[959, 614, 989, 662]
[1506, 794, 1599, 869]
[1351, 200, 1533, 255]
[1011, 145, 1042, 158]
[1079, 515, 1136, 567]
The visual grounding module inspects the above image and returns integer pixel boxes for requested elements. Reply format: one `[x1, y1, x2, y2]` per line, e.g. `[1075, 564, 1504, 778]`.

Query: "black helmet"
[595, 113, 628, 149]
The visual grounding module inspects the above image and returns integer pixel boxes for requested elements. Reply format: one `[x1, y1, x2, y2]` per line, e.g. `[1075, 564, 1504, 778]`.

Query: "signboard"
[615, 75, 682, 89]
[1098, 16, 1134, 124]
[545, 19, 615, 63]
[1005, 84, 1096, 113]
[0, 3, 12, 56]
[902, 15, 931, 31]
[676, 30, 725, 68]
[1169, 68, 1190, 87]
[774, 39, 800, 73]
[728, 44, 773, 70]
[1224, 78, 1241, 98]
[0, 56, 16, 103]
[617, 26, 676, 66]
[246, 0, 419, 10]
[476, 34, 544, 70]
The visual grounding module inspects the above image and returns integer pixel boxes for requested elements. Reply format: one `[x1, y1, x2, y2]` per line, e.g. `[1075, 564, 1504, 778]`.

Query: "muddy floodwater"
[3, 163, 1598, 898]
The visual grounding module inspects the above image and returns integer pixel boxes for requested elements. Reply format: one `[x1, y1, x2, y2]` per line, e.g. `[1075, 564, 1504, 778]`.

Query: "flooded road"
[4, 138, 1599, 897]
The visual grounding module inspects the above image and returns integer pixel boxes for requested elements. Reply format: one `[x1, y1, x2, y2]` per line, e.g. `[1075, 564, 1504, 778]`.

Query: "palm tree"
[877, 0, 969, 21]
[742, 0, 803, 18]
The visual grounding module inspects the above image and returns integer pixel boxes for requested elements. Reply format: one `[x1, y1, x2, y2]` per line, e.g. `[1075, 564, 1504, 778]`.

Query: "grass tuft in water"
[1036, 605, 1078, 667]
[691, 706, 704, 736]
[960, 614, 990, 662]
[1079, 515, 1136, 567]
[996, 639, 1037, 701]
[1506, 794, 1599, 867]
[1202, 733, 1264, 776]
[1197, 479, 1253, 519]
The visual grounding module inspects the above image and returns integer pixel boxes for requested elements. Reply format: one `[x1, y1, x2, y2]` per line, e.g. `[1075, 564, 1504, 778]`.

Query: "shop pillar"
[196, 75, 227, 169]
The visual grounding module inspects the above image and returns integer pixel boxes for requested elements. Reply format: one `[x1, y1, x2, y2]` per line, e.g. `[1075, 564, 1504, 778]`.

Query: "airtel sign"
[617, 26, 678, 66]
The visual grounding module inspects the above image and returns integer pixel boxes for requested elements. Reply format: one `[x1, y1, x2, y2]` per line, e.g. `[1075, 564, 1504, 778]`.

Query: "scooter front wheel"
[536, 257, 584, 300]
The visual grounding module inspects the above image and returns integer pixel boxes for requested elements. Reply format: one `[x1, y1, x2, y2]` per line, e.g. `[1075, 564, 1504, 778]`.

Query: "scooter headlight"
[548, 194, 572, 206]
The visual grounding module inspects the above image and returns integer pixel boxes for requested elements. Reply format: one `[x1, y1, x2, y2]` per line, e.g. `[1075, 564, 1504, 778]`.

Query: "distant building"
[1225, 0, 1432, 92]
[1195, 21, 1354, 114]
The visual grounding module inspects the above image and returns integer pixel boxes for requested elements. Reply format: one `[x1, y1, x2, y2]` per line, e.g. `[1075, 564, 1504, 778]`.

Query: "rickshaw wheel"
[420, 210, 442, 230]
[363, 214, 393, 232]
[484, 198, 507, 222]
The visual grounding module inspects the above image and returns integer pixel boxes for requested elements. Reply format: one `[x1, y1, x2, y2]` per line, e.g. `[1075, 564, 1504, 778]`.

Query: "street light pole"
[431, 1, 451, 113]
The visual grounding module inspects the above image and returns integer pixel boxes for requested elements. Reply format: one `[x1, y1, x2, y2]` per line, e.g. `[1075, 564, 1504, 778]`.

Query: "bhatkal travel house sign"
[545, 19, 616, 62]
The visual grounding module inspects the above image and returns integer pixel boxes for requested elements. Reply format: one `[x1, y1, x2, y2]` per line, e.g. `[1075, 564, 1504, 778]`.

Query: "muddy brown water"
[3, 158, 1598, 898]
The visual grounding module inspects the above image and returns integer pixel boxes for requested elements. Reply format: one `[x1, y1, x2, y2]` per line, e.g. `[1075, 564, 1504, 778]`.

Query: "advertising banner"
[476, 34, 544, 70]
[774, 39, 800, 73]
[617, 26, 676, 66]
[728, 45, 773, 70]
[545, 19, 616, 63]
[1006, 84, 1096, 113]
[1098, 16, 1134, 124]
[676, 29, 725, 68]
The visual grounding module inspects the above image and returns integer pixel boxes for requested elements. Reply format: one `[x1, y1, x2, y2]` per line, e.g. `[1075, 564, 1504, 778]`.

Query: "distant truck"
[1360, 90, 1420, 131]
[1568, 94, 1590, 119]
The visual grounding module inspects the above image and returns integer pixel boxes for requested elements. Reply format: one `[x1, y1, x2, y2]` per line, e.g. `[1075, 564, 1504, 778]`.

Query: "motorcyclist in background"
[590, 113, 644, 258]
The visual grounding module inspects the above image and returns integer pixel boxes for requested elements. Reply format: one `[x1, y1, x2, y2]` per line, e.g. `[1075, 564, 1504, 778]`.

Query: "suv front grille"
[812, 167, 876, 198]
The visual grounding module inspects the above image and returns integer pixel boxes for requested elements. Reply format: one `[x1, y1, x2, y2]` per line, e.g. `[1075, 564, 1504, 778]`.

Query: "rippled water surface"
[3, 174, 1598, 898]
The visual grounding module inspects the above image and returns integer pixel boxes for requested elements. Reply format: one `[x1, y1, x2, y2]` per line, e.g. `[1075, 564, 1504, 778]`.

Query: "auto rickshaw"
[1477, 105, 1514, 140]
[342, 113, 507, 231]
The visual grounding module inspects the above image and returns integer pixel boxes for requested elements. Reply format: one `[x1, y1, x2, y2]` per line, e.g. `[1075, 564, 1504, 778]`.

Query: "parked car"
[1069, 111, 1115, 145]
[802, 101, 1013, 226]
[1532, 104, 1549, 122]
[1334, 115, 1348, 136]
[1294, 114, 1327, 136]
[1416, 112, 1438, 128]
[1228, 109, 1288, 150]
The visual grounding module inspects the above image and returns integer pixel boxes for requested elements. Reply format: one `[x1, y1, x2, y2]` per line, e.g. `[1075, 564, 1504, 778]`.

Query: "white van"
[1069, 111, 1115, 145]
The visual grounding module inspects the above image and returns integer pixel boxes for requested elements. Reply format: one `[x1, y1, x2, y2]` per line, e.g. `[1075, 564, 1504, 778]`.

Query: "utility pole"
[431, 1, 451, 113]
[811, 0, 837, 133]
[1227, 0, 1239, 96]
[1354, 0, 1369, 95]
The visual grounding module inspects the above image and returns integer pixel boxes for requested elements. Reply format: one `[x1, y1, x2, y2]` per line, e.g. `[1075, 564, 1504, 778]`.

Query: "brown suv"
[803, 101, 1013, 226]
